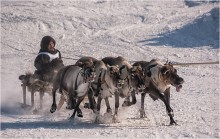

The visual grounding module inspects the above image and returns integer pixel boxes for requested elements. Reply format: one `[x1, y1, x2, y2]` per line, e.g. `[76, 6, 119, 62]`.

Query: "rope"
[129, 61, 219, 66]
[61, 56, 219, 66]
[61, 57, 79, 60]
[171, 61, 219, 66]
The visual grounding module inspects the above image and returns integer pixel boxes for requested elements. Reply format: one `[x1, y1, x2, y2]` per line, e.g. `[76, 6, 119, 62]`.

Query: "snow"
[1, 0, 219, 138]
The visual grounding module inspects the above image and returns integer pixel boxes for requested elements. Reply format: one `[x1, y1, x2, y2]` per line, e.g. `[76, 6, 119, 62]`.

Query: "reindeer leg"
[66, 89, 74, 110]
[77, 107, 83, 117]
[73, 98, 83, 118]
[50, 89, 57, 113]
[97, 96, 102, 112]
[151, 90, 177, 126]
[162, 96, 176, 125]
[87, 89, 96, 109]
[164, 88, 170, 106]
[131, 90, 137, 105]
[69, 96, 84, 120]
[104, 98, 112, 113]
[31, 91, 35, 107]
[122, 96, 131, 107]
[164, 88, 176, 125]
[22, 84, 27, 105]
[140, 92, 146, 118]
[88, 89, 98, 114]
[94, 96, 102, 123]
[113, 91, 120, 123]
[122, 90, 137, 107]
[39, 91, 44, 109]
[57, 94, 66, 110]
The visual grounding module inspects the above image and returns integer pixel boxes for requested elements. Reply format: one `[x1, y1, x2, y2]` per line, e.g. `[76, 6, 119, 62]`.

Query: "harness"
[38, 52, 59, 62]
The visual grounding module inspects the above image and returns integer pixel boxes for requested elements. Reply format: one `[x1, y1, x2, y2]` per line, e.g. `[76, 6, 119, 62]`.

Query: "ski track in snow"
[1, 1, 219, 138]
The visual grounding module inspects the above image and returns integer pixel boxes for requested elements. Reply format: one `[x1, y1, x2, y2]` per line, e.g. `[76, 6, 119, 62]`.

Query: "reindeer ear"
[144, 67, 152, 77]
[85, 61, 93, 67]
[119, 65, 127, 74]
[75, 61, 83, 67]
[19, 75, 26, 80]
[161, 66, 170, 75]
[119, 65, 126, 71]
[146, 70, 151, 77]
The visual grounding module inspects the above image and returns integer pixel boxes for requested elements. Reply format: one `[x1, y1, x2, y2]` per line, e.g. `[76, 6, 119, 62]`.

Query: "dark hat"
[40, 36, 56, 50]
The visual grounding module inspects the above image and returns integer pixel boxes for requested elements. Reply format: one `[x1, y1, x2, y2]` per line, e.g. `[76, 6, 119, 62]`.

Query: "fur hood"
[40, 36, 56, 51]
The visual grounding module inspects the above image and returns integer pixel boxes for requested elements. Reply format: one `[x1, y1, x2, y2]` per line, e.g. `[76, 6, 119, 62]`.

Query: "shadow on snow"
[1, 120, 107, 130]
[137, 8, 219, 49]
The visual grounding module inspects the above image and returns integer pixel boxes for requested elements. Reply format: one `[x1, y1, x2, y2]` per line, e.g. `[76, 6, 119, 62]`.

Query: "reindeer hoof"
[169, 121, 178, 126]
[112, 115, 119, 123]
[107, 108, 112, 114]
[69, 116, 75, 121]
[84, 103, 90, 109]
[93, 109, 98, 114]
[122, 101, 133, 107]
[50, 108, 56, 113]
[94, 116, 101, 124]
[168, 111, 174, 117]
[77, 110, 83, 117]
[32, 109, 39, 114]
[77, 113, 83, 117]
[50, 104, 57, 113]
[140, 109, 146, 118]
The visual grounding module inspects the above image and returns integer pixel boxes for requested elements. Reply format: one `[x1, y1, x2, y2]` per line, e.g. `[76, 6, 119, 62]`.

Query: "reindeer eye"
[164, 70, 170, 75]
[174, 69, 177, 73]
[161, 67, 170, 76]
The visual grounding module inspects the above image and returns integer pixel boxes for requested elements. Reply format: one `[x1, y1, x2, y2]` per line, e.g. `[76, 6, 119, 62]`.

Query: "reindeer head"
[107, 65, 123, 88]
[77, 61, 96, 83]
[129, 65, 145, 89]
[145, 59, 184, 92]
[161, 63, 184, 92]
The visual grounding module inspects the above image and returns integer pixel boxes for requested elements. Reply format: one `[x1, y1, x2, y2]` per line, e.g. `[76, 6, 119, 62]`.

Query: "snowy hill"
[1, 1, 219, 138]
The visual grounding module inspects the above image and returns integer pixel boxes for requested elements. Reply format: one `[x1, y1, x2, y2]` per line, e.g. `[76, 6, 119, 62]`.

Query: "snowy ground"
[1, 0, 219, 138]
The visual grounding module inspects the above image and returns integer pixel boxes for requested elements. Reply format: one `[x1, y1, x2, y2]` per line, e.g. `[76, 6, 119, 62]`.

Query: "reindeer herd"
[19, 56, 184, 125]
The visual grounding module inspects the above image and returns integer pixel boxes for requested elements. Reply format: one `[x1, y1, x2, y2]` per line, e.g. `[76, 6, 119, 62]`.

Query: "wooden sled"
[19, 73, 52, 109]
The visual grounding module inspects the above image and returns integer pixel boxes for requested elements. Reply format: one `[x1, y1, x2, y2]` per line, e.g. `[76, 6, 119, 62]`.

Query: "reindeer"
[75, 57, 123, 122]
[50, 62, 96, 120]
[101, 56, 146, 122]
[124, 59, 184, 125]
